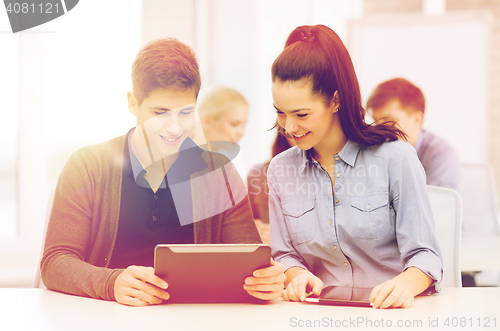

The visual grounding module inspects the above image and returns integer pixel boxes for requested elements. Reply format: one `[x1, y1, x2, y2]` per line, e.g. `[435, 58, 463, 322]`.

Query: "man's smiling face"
[129, 88, 197, 161]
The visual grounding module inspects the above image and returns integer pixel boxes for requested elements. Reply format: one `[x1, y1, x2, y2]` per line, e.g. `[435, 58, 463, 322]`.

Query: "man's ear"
[414, 110, 424, 126]
[127, 91, 139, 116]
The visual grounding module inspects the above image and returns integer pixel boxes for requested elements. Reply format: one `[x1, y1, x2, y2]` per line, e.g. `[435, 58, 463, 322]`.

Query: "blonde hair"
[197, 86, 248, 120]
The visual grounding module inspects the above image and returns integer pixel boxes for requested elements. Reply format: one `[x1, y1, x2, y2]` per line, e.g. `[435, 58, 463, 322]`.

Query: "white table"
[1, 288, 499, 331]
[461, 235, 500, 272]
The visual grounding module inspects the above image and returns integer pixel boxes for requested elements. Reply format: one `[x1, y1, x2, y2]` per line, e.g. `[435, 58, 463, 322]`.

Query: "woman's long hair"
[271, 25, 406, 146]
[272, 130, 293, 158]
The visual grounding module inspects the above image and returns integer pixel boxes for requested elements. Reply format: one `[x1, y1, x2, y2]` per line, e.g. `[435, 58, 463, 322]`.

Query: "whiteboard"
[347, 12, 493, 162]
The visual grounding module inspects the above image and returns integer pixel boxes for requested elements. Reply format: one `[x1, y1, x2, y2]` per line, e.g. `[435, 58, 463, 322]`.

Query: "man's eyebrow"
[151, 105, 195, 112]
[273, 104, 311, 113]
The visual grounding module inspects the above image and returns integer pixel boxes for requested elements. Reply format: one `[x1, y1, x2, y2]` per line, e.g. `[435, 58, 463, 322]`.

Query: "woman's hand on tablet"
[369, 279, 413, 309]
[282, 268, 323, 302]
[114, 266, 170, 306]
[369, 267, 433, 309]
[243, 259, 286, 301]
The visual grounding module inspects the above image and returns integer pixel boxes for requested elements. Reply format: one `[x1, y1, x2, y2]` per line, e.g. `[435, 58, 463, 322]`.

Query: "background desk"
[461, 235, 500, 272]
[1, 288, 499, 331]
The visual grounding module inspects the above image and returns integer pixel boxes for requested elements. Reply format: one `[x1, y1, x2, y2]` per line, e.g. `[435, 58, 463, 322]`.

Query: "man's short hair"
[366, 78, 425, 114]
[131, 38, 201, 105]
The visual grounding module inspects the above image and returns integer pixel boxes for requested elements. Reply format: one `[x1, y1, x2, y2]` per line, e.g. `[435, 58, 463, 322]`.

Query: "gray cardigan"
[41, 134, 260, 301]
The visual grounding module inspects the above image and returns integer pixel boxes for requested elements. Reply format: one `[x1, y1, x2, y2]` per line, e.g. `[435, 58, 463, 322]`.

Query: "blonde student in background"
[267, 24, 443, 309]
[191, 85, 249, 186]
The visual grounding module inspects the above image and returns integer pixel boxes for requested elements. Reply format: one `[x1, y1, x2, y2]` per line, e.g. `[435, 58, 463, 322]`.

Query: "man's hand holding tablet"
[243, 259, 287, 301]
[115, 261, 285, 306]
[114, 264, 286, 306]
[114, 266, 169, 306]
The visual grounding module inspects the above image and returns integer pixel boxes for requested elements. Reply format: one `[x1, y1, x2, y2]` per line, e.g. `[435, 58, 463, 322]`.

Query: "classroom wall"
[363, 0, 500, 205]
[141, 0, 363, 172]
[447, 0, 500, 203]
[364, 0, 422, 13]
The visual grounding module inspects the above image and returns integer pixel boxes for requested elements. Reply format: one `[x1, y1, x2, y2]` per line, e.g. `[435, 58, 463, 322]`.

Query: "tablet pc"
[304, 286, 373, 308]
[154, 244, 271, 303]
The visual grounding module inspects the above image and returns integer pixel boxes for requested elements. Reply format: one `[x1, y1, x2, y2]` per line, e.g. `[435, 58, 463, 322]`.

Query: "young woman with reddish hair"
[268, 25, 443, 309]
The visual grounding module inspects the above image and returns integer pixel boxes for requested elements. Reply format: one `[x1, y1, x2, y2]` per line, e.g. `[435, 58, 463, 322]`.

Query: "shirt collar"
[299, 139, 360, 174]
[126, 128, 149, 181]
[337, 140, 360, 167]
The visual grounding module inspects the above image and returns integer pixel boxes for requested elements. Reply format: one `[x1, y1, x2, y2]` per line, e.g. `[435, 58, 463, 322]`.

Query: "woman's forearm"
[394, 267, 433, 296]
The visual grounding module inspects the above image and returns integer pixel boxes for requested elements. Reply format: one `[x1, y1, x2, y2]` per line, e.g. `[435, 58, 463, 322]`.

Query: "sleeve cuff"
[276, 256, 308, 273]
[405, 252, 444, 294]
[106, 269, 125, 301]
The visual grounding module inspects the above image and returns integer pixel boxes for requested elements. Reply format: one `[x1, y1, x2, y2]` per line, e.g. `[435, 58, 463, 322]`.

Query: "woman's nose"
[284, 118, 297, 135]
[237, 126, 245, 141]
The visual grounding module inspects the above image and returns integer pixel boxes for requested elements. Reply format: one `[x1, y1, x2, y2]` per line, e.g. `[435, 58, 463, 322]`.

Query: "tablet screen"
[154, 244, 271, 303]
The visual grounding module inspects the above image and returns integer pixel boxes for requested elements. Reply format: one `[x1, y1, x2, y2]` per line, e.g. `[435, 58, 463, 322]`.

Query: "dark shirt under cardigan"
[109, 131, 201, 269]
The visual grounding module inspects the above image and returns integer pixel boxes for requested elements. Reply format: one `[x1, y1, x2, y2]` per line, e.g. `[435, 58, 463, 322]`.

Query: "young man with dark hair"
[41, 38, 285, 306]
[367, 78, 462, 191]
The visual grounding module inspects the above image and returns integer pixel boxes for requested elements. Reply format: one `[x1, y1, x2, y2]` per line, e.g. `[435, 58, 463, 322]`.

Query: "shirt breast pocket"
[350, 194, 392, 240]
[282, 200, 316, 245]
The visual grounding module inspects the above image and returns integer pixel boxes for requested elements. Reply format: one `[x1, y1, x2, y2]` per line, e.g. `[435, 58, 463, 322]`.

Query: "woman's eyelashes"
[276, 110, 308, 118]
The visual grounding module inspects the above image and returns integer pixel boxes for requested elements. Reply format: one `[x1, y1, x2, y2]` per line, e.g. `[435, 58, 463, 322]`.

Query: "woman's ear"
[127, 91, 139, 116]
[201, 114, 211, 130]
[332, 90, 340, 112]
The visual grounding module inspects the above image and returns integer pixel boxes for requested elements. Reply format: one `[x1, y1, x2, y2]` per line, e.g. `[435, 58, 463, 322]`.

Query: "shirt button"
[329, 220, 333, 225]
[295, 211, 300, 215]
[336, 173, 341, 178]
[346, 285, 350, 287]
[154, 195, 158, 200]
[333, 245, 337, 250]
[334, 156, 339, 161]
[367, 204, 371, 210]
[152, 216, 158, 222]
[335, 199, 339, 204]
[344, 262, 348, 267]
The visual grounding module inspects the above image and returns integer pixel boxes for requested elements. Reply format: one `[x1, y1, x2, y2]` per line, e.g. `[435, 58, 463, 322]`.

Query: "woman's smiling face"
[272, 79, 338, 152]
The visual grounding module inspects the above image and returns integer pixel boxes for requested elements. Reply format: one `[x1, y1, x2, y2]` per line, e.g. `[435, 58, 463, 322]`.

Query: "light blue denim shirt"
[268, 139, 443, 296]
